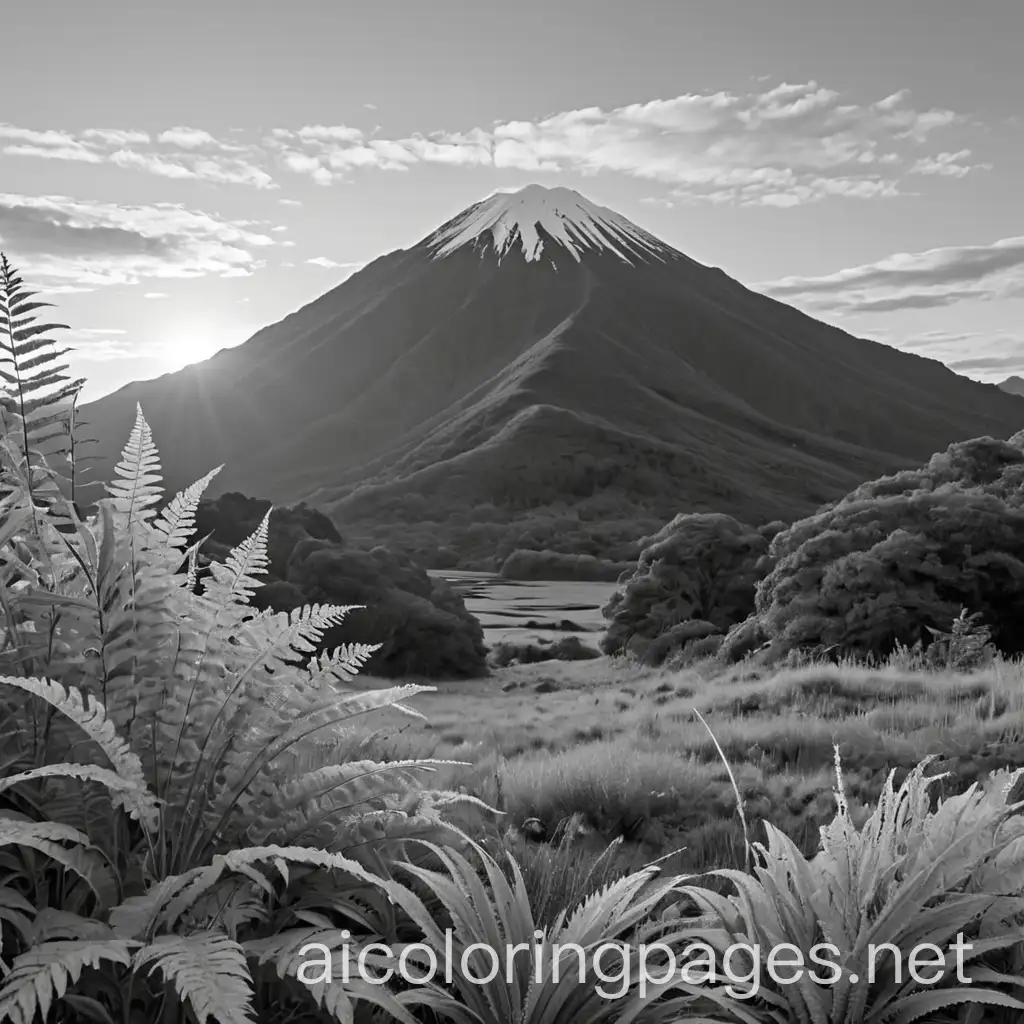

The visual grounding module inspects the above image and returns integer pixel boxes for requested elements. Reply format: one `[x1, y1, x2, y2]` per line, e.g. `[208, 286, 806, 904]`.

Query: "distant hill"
[79, 184, 1024, 567]
[999, 376, 1024, 397]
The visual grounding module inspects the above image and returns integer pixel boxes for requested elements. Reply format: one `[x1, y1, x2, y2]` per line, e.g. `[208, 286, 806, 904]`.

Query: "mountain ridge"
[79, 184, 1024, 566]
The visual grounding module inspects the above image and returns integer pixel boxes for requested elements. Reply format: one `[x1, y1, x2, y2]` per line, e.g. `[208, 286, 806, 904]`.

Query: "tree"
[755, 487, 1024, 658]
[601, 512, 782, 655]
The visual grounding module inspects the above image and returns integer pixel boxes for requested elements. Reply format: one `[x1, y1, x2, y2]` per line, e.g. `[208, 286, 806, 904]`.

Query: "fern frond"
[0, 939, 135, 1024]
[306, 642, 387, 689]
[0, 762, 154, 814]
[134, 931, 256, 1024]
[105, 403, 162, 528]
[0, 675, 157, 828]
[0, 254, 86, 514]
[153, 466, 222, 553]
[201, 512, 272, 607]
[0, 817, 118, 904]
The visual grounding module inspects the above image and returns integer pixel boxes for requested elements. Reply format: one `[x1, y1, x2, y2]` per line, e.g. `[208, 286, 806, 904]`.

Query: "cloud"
[1, 82, 987, 206]
[68, 338, 139, 361]
[304, 257, 365, 271]
[2, 122, 276, 189]
[82, 128, 151, 146]
[278, 198, 302, 206]
[157, 126, 220, 148]
[0, 192, 275, 290]
[757, 235, 1024, 313]
[910, 149, 991, 178]
[143, 292, 168, 298]
[265, 82, 977, 205]
[886, 330, 1024, 382]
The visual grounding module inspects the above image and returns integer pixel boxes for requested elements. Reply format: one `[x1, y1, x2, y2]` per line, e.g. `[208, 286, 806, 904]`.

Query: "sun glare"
[159, 326, 222, 371]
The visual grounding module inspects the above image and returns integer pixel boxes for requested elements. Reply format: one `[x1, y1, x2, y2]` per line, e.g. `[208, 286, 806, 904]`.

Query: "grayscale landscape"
[2, 2, 1024, 1022]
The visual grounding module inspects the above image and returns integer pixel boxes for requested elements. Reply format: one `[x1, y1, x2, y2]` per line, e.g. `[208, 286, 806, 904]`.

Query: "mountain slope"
[80, 184, 1024, 564]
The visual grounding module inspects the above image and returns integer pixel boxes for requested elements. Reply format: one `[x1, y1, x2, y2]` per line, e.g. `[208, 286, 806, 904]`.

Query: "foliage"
[601, 513, 782, 658]
[195, 492, 489, 679]
[754, 487, 1024, 660]
[748, 435, 1024, 661]
[499, 548, 634, 581]
[0, 257, 486, 1022]
[679, 752, 1024, 1022]
[489, 636, 602, 668]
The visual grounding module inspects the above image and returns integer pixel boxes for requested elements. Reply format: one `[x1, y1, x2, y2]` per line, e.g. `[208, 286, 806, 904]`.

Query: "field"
[351, 652, 1024, 878]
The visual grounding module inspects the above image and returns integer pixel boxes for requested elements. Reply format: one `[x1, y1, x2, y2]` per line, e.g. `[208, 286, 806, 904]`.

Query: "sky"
[1, 0, 1022, 402]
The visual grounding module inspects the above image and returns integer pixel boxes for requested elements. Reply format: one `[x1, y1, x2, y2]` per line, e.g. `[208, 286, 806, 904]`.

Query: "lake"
[428, 569, 617, 648]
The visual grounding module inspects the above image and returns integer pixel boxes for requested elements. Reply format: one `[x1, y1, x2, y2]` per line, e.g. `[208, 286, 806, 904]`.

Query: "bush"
[602, 513, 782, 655]
[489, 635, 602, 667]
[756, 486, 1024, 660]
[639, 618, 722, 667]
[499, 547, 634, 581]
[284, 539, 488, 678]
[195, 493, 487, 679]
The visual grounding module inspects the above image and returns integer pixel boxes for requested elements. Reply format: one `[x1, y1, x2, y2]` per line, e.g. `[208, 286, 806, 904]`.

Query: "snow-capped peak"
[426, 184, 672, 266]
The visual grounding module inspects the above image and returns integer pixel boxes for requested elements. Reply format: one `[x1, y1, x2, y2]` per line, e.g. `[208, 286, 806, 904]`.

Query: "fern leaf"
[306, 642, 386, 689]
[153, 467, 222, 553]
[0, 675, 158, 829]
[134, 931, 256, 1024]
[0, 254, 85, 510]
[0, 816, 118, 904]
[105, 403, 162, 527]
[0, 939, 135, 1024]
[0, 762, 153, 810]
[201, 512, 272, 606]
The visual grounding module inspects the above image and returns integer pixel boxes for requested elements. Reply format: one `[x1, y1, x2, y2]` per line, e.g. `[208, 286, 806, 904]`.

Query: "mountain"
[999, 376, 1024, 397]
[79, 184, 1024, 567]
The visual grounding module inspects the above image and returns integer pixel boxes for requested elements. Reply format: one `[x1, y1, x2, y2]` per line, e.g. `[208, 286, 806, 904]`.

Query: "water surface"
[429, 569, 616, 648]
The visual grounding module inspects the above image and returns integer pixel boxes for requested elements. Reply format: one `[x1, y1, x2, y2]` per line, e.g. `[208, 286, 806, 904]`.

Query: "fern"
[0, 675, 158, 829]
[0, 938, 135, 1024]
[0, 252, 86, 522]
[135, 931, 256, 1024]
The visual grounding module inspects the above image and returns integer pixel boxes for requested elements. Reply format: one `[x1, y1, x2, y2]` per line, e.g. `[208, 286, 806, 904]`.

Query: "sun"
[158, 325, 223, 371]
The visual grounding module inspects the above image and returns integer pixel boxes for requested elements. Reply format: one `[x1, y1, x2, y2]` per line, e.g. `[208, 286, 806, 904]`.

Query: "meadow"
[352, 652, 1024, 878]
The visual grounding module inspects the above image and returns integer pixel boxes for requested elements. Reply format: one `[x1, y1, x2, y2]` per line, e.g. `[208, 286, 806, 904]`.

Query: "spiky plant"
[248, 831, 761, 1024]
[675, 751, 1024, 1024]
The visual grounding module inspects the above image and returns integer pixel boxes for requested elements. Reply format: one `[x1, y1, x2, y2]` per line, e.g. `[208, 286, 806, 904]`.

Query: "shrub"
[756, 487, 1024, 660]
[602, 513, 781, 656]
[680, 753, 1024, 1022]
[499, 547, 634, 581]
[489, 635, 602, 668]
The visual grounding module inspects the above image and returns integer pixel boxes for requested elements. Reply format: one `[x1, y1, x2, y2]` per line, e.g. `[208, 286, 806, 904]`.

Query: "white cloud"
[758, 235, 1024, 313]
[2, 122, 276, 189]
[268, 82, 980, 206]
[0, 192, 276, 289]
[1, 83, 989, 207]
[304, 256, 365, 270]
[157, 126, 220, 148]
[82, 128, 151, 146]
[910, 149, 991, 178]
